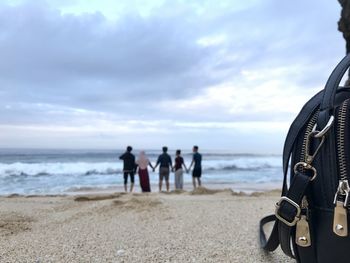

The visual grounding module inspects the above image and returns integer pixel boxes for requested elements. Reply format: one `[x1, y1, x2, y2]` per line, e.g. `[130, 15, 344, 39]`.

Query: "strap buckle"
[275, 196, 301, 226]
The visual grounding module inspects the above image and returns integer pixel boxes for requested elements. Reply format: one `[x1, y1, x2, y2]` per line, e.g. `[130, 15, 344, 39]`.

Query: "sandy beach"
[0, 188, 292, 263]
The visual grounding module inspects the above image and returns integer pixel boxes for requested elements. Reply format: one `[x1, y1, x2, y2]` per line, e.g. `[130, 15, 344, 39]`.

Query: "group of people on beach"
[119, 145, 202, 192]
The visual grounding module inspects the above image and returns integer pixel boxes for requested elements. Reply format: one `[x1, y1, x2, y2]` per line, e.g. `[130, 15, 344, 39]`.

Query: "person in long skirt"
[173, 149, 187, 190]
[136, 151, 154, 192]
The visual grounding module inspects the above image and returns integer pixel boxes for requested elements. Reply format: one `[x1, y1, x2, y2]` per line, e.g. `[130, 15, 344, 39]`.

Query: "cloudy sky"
[0, 0, 345, 153]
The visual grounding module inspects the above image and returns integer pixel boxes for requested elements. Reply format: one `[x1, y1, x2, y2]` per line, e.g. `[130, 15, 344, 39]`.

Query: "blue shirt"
[193, 152, 202, 170]
[156, 153, 172, 168]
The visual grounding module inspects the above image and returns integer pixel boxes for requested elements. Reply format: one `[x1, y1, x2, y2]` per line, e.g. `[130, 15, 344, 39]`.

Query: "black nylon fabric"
[259, 53, 350, 263]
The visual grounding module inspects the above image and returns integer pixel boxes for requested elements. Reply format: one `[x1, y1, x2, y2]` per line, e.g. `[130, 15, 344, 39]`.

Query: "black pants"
[124, 171, 135, 184]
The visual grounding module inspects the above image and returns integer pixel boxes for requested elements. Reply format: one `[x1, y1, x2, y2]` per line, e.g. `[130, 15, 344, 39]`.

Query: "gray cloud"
[0, 0, 346, 150]
[0, 3, 214, 101]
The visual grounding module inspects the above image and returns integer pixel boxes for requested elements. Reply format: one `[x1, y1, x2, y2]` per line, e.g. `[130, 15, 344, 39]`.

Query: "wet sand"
[0, 188, 292, 262]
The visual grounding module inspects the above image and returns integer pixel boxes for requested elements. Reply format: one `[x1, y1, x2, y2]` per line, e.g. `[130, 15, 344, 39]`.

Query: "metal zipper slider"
[333, 201, 348, 237]
[333, 180, 350, 237]
[296, 215, 312, 247]
[333, 180, 350, 205]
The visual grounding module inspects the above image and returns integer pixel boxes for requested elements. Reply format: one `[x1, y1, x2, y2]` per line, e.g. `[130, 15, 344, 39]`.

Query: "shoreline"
[0, 182, 282, 197]
[4, 187, 282, 199]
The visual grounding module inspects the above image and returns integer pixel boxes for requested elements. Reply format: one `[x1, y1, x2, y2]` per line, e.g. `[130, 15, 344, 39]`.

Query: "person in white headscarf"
[135, 151, 154, 192]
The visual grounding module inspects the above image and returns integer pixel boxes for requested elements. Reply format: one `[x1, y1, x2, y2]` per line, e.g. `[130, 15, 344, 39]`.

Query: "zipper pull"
[296, 215, 311, 247]
[296, 197, 311, 247]
[333, 201, 348, 237]
[333, 180, 350, 237]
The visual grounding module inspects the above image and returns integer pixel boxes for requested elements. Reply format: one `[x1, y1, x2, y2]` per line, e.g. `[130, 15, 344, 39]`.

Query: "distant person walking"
[136, 151, 153, 192]
[153, 146, 172, 192]
[119, 146, 136, 192]
[173, 149, 187, 190]
[189, 145, 202, 189]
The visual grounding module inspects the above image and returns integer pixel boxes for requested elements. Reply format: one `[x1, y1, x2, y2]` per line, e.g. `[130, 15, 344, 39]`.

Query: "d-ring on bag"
[260, 54, 350, 263]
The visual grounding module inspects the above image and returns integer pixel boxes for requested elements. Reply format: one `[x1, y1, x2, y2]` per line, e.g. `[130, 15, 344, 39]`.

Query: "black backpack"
[260, 54, 350, 262]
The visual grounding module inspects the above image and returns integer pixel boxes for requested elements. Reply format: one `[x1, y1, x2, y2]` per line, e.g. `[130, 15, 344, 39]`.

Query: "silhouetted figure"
[136, 151, 153, 192]
[173, 149, 187, 190]
[119, 146, 136, 192]
[189, 145, 202, 189]
[153, 146, 172, 192]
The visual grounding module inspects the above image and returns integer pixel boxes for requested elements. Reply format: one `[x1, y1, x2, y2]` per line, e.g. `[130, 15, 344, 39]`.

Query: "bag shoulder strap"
[260, 90, 324, 258]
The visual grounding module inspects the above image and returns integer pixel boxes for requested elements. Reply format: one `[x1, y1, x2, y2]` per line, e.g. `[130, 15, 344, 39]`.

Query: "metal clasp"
[293, 162, 317, 181]
[305, 131, 326, 165]
[313, 115, 334, 138]
[294, 117, 334, 180]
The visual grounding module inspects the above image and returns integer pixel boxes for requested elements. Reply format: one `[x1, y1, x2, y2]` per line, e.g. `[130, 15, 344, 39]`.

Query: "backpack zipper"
[333, 99, 350, 237]
[295, 111, 318, 247]
[299, 113, 319, 172]
[336, 99, 349, 184]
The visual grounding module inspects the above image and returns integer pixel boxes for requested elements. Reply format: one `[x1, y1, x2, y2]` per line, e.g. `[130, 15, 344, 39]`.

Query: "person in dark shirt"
[153, 146, 172, 192]
[173, 149, 187, 190]
[189, 145, 202, 189]
[119, 146, 136, 192]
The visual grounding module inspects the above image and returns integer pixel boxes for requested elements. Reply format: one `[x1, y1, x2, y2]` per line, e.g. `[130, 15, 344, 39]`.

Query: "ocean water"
[0, 149, 283, 195]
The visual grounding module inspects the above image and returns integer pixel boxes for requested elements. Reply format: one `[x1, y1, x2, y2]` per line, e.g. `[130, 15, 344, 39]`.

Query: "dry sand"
[0, 188, 293, 263]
